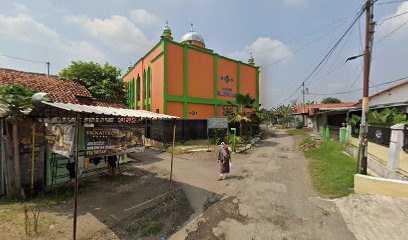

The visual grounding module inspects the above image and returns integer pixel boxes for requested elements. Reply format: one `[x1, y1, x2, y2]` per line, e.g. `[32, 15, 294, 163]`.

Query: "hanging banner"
[45, 124, 75, 157]
[85, 126, 145, 157]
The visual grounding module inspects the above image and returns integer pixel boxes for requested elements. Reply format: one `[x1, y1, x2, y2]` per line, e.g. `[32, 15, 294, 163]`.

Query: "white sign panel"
[208, 117, 228, 129]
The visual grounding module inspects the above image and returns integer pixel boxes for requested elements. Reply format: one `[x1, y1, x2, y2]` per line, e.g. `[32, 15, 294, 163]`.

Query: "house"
[293, 102, 358, 132]
[0, 68, 126, 196]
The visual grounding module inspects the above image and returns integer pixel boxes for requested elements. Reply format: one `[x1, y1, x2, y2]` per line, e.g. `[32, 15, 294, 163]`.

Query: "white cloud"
[65, 14, 153, 54]
[378, 2, 408, 41]
[0, 13, 59, 44]
[229, 37, 292, 66]
[130, 9, 160, 26]
[0, 12, 107, 68]
[229, 37, 293, 109]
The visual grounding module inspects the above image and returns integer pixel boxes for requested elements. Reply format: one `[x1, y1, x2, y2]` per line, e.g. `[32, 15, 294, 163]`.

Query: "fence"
[367, 124, 392, 147]
[146, 119, 209, 143]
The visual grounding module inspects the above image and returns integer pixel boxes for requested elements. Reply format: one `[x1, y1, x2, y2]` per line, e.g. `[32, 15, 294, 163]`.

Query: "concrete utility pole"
[302, 82, 306, 126]
[359, 0, 375, 175]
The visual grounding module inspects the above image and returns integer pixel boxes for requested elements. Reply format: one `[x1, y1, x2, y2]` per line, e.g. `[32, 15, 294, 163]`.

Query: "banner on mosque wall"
[45, 123, 75, 158]
[84, 126, 145, 157]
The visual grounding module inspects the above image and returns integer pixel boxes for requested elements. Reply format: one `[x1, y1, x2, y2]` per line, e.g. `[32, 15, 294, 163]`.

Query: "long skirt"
[220, 159, 230, 174]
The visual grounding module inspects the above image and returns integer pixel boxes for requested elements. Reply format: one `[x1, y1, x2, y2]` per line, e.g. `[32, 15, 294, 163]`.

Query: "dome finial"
[248, 52, 255, 66]
[162, 20, 173, 40]
[190, 23, 194, 32]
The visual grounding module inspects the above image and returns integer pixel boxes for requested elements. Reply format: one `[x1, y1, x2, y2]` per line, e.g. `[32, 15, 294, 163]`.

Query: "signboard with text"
[208, 117, 228, 129]
[85, 126, 144, 157]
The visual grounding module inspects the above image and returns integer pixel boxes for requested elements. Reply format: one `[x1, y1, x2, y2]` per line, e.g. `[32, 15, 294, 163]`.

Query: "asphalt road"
[145, 129, 356, 240]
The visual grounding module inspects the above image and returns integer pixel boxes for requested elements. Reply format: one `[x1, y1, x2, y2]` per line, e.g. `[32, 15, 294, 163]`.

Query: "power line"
[377, 10, 408, 25]
[375, 18, 408, 44]
[254, 15, 353, 57]
[309, 76, 408, 95]
[375, 0, 408, 5]
[277, 8, 365, 106]
[0, 53, 48, 64]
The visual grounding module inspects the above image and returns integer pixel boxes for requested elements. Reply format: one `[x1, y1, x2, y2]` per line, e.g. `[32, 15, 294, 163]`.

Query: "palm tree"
[227, 93, 256, 136]
[0, 85, 34, 198]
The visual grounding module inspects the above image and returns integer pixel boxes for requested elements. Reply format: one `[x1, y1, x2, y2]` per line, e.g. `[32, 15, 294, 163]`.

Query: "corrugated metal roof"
[41, 101, 178, 119]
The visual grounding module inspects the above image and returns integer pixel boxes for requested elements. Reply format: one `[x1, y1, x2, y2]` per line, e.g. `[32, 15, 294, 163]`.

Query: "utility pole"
[302, 82, 306, 126]
[46, 62, 50, 76]
[359, 0, 375, 175]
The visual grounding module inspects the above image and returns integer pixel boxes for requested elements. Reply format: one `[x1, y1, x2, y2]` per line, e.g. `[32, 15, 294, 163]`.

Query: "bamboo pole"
[30, 124, 36, 198]
[73, 114, 80, 240]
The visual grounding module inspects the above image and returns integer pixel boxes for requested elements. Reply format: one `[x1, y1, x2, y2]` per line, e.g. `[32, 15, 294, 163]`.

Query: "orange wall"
[187, 103, 214, 119]
[151, 57, 164, 113]
[167, 101, 184, 118]
[240, 65, 257, 98]
[123, 44, 163, 109]
[188, 49, 214, 99]
[217, 58, 238, 101]
[167, 43, 184, 96]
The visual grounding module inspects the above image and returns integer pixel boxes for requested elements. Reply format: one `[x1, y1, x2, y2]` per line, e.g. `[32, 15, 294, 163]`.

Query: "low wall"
[354, 174, 408, 198]
[145, 138, 164, 151]
[400, 151, 408, 173]
[349, 137, 388, 164]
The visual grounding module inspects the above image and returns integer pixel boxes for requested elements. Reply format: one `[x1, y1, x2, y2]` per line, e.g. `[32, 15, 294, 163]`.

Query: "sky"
[1, 0, 408, 109]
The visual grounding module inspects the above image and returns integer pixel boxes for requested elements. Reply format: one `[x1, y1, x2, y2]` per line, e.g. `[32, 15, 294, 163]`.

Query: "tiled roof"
[0, 68, 92, 104]
[295, 102, 357, 115]
[76, 96, 126, 108]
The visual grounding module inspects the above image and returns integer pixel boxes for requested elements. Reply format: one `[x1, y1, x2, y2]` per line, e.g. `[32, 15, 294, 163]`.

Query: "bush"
[209, 129, 227, 145]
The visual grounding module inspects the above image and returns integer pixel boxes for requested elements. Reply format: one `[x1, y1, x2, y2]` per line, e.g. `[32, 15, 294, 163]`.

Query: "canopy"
[29, 101, 178, 122]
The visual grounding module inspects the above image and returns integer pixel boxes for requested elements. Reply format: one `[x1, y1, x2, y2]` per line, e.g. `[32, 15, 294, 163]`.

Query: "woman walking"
[218, 142, 231, 181]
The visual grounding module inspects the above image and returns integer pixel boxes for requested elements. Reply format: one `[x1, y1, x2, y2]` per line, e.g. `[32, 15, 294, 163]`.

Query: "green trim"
[167, 95, 233, 106]
[256, 68, 260, 109]
[122, 40, 163, 80]
[183, 46, 188, 97]
[183, 102, 188, 119]
[165, 39, 258, 69]
[237, 62, 241, 94]
[214, 104, 218, 116]
[151, 52, 164, 63]
[214, 54, 218, 99]
[163, 39, 168, 114]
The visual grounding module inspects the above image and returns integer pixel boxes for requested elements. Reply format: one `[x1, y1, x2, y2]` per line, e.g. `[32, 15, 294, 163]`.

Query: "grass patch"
[141, 222, 165, 237]
[304, 140, 355, 198]
[286, 129, 307, 136]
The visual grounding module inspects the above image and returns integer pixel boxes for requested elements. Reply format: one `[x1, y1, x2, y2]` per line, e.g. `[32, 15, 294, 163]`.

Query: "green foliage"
[227, 93, 256, 136]
[141, 222, 165, 237]
[301, 135, 313, 145]
[272, 104, 294, 125]
[0, 85, 34, 123]
[368, 108, 408, 125]
[347, 114, 361, 127]
[286, 129, 307, 136]
[59, 61, 126, 103]
[321, 97, 341, 104]
[210, 129, 226, 145]
[305, 140, 355, 198]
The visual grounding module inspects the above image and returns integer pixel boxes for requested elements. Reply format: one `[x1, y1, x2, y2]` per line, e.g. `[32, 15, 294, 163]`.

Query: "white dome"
[180, 24, 205, 46]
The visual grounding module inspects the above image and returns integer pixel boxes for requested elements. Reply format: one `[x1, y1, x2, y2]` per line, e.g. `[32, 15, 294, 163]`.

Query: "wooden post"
[12, 122, 21, 197]
[169, 122, 176, 192]
[30, 124, 36, 198]
[73, 114, 81, 240]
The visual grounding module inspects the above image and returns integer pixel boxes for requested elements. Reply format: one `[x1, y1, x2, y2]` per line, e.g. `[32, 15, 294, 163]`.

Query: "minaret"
[248, 52, 255, 66]
[162, 20, 173, 40]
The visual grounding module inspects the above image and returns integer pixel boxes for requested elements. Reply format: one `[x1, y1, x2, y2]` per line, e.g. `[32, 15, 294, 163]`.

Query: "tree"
[272, 104, 294, 126]
[59, 61, 126, 103]
[0, 85, 34, 198]
[227, 93, 256, 136]
[321, 97, 341, 104]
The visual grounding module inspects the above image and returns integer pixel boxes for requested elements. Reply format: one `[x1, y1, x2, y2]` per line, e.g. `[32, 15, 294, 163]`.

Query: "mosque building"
[123, 22, 259, 119]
